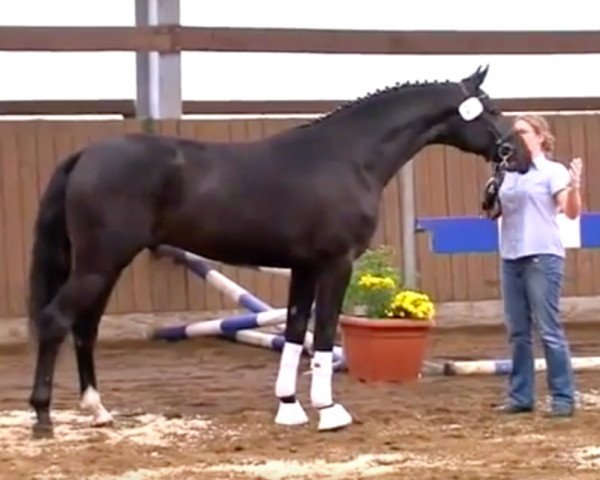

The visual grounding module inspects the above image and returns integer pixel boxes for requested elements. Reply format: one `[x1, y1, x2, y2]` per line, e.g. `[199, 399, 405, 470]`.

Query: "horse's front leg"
[274, 266, 317, 426]
[311, 256, 353, 431]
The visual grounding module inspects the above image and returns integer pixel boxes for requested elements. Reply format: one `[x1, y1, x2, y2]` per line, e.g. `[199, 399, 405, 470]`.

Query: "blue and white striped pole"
[221, 329, 286, 351]
[151, 308, 288, 341]
[155, 245, 272, 313]
[442, 356, 600, 376]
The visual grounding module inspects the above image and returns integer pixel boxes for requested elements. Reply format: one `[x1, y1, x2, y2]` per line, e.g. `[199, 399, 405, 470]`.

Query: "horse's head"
[441, 66, 530, 174]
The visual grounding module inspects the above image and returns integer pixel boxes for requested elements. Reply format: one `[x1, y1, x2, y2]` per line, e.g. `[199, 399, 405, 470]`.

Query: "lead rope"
[481, 162, 504, 220]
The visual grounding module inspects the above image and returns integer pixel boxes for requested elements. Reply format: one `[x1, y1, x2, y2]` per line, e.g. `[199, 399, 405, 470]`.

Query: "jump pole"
[154, 245, 273, 313]
[442, 356, 600, 376]
[150, 308, 288, 341]
[151, 309, 294, 353]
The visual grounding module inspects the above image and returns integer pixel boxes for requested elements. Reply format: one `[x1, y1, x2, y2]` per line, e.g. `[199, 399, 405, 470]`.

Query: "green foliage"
[342, 246, 402, 318]
[342, 245, 435, 320]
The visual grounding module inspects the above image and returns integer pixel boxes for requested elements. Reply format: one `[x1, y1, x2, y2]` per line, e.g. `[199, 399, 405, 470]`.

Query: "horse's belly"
[161, 214, 305, 268]
[179, 236, 300, 268]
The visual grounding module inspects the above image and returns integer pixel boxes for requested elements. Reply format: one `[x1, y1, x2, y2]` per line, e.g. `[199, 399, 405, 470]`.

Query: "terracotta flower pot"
[339, 315, 434, 383]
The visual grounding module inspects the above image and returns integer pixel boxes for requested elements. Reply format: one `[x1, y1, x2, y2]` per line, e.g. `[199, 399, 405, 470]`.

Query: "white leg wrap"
[80, 387, 114, 427]
[274, 342, 308, 426]
[310, 351, 333, 408]
[311, 351, 353, 431]
[275, 342, 303, 398]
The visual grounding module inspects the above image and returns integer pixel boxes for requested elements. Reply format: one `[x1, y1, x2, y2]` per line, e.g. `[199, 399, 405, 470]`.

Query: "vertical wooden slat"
[129, 251, 156, 314]
[458, 152, 484, 300]
[431, 146, 453, 302]
[414, 149, 435, 297]
[567, 115, 593, 297]
[444, 146, 468, 301]
[379, 172, 403, 271]
[16, 122, 39, 312]
[584, 115, 600, 295]
[458, 152, 487, 300]
[371, 155, 389, 250]
[1, 123, 27, 315]
[0, 124, 10, 316]
[393, 172, 405, 275]
[370, 202, 386, 248]
[417, 145, 453, 301]
[24, 122, 61, 319]
[35, 122, 57, 208]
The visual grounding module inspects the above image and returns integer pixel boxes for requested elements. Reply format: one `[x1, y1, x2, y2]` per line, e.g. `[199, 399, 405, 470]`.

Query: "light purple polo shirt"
[498, 153, 571, 260]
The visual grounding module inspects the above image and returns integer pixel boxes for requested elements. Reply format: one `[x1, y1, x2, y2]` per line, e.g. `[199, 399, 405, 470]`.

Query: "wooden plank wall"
[0, 114, 598, 319]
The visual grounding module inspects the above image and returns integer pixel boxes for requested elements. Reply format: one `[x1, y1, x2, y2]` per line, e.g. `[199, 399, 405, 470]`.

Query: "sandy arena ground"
[0, 321, 599, 480]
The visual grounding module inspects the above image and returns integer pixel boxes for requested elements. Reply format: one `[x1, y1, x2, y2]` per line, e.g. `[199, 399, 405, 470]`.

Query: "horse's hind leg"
[30, 304, 72, 437]
[73, 274, 119, 427]
[30, 232, 143, 438]
[310, 256, 353, 431]
[29, 269, 118, 437]
[274, 266, 317, 426]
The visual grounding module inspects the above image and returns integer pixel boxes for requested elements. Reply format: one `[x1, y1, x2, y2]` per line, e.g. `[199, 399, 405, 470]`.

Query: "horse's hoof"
[80, 387, 113, 427]
[91, 411, 114, 428]
[275, 400, 309, 426]
[317, 403, 353, 431]
[31, 422, 54, 440]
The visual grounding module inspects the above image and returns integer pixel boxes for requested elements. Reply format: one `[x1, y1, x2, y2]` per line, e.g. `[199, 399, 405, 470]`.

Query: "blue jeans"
[501, 254, 575, 410]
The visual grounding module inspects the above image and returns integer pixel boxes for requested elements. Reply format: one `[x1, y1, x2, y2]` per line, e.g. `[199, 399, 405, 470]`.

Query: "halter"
[458, 81, 515, 171]
[457, 81, 515, 219]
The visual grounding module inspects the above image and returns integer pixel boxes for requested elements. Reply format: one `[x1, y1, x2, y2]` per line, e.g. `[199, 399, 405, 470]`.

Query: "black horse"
[27, 66, 529, 437]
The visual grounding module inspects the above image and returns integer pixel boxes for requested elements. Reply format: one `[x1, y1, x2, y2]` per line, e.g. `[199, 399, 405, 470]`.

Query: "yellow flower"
[385, 289, 435, 320]
[358, 274, 396, 291]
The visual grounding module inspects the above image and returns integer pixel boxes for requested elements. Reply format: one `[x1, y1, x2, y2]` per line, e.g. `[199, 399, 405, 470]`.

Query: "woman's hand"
[556, 157, 583, 219]
[569, 157, 583, 189]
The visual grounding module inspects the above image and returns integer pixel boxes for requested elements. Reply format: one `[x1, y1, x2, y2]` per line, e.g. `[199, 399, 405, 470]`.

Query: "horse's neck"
[314, 90, 452, 188]
[371, 113, 449, 187]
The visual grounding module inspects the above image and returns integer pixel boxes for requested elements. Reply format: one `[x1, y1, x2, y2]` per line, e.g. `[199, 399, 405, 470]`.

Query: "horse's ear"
[475, 64, 490, 85]
[463, 65, 489, 89]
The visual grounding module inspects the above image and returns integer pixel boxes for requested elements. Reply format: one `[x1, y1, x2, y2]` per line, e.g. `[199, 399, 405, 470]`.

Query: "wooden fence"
[1, 114, 599, 320]
[2, 26, 598, 55]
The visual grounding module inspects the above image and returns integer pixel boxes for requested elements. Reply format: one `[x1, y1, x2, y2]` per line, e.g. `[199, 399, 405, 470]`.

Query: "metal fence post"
[400, 160, 418, 289]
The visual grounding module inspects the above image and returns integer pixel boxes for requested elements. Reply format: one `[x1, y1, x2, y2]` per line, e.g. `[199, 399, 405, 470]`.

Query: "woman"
[496, 114, 582, 417]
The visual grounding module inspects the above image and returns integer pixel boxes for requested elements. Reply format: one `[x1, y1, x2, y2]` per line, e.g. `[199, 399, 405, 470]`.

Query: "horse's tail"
[28, 151, 82, 340]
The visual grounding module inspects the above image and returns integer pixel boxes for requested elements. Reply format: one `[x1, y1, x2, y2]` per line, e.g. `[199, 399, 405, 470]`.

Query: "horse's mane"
[302, 78, 455, 128]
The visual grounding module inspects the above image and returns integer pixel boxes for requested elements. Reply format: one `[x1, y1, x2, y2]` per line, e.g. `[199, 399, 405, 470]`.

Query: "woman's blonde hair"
[515, 114, 555, 155]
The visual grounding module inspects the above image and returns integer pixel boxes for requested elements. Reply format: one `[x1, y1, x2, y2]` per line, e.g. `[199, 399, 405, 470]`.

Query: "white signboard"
[496, 214, 581, 249]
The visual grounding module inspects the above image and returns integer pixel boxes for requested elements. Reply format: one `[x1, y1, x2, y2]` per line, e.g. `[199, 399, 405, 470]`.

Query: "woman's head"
[513, 114, 555, 157]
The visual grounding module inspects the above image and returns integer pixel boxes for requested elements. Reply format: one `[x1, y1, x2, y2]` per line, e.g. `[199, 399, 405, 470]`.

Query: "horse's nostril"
[498, 143, 514, 160]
